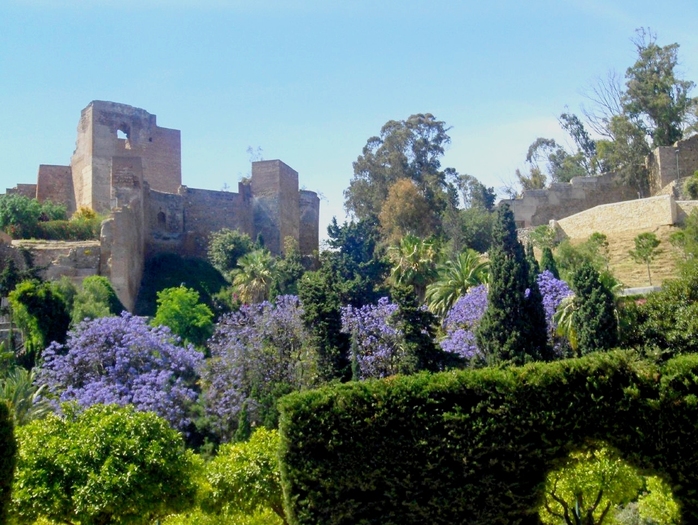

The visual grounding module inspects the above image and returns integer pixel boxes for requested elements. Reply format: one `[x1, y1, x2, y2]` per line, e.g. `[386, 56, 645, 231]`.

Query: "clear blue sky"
[2, 0, 698, 244]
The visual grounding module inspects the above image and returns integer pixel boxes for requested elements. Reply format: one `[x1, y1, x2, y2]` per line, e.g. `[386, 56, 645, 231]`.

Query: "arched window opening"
[539, 443, 680, 525]
[157, 211, 166, 228]
[117, 124, 131, 149]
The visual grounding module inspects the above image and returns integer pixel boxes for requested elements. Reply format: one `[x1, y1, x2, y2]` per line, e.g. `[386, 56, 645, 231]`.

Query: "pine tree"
[476, 205, 548, 365]
[540, 247, 560, 279]
[571, 263, 618, 354]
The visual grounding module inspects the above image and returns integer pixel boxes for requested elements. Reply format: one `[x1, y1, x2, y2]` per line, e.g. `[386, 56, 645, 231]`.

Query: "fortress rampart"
[4, 101, 320, 311]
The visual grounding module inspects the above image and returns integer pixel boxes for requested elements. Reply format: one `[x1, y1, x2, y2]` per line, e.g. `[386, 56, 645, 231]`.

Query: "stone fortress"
[5, 101, 320, 311]
[499, 134, 698, 242]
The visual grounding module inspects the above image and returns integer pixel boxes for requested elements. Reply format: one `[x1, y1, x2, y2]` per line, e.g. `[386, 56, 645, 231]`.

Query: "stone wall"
[649, 134, 698, 194]
[299, 190, 320, 256]
[6, 184, 38, 199]
[13, 240, 100, 283]
[501, 173, 637, 227]
[555, 195, 676, 240]
[251, 160, 300, 255]
[36, 165, 74, 208]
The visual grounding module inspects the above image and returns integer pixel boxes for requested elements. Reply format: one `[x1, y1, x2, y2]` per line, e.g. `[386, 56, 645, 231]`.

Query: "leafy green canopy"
[10, 404, 197, 525]
[279, 351, 698, 525]
[0, 402, 15, 525]
[153, 285, 214, 348]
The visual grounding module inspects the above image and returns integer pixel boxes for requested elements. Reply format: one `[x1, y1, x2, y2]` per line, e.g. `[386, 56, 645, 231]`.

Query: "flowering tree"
[440, 271, 572, 363]
[341, 297, 403, 379]
[38, 313, 203, 432]
[201, 295, 315, 441]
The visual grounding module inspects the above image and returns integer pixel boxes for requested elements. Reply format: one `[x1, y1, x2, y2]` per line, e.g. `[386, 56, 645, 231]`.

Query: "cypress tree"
[476, 205, 548, 365]
[526, 241, 540, 279]
[540, 247, 560, 279]
[571, 263, 618, 354]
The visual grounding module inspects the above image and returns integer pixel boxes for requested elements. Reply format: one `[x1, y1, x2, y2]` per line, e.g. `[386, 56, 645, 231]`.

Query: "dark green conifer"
[476, 205, 548, 365]
[526, 241, 540, 280]
[540, 246, 560, 279]
[571, 263, 618, 354]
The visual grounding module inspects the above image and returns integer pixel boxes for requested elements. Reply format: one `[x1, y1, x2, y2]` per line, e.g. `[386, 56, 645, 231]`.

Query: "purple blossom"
[38, 312, 203, 432]
[440, 273, 572, 361]
[201, 295, 312, 441]
[341, 297, 404, 379]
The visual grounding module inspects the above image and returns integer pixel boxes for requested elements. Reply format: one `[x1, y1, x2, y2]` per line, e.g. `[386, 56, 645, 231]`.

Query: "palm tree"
[554, 294, 578, 353]
[425, 249, 489, 317]
[387, 235, 440, 303]
[0, 367, 53, 425]
[230, 249, 276, 304]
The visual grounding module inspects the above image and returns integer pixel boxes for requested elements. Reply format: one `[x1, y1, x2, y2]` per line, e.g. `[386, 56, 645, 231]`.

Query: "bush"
[278, 351, 698, 524]
[0, 402, 16, 525]
[683, 171, 698, 199]
[11, 404, 197, 524]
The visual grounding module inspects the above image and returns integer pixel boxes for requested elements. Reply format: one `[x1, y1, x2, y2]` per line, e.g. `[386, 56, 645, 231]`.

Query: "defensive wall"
[3, 101, 320, 311]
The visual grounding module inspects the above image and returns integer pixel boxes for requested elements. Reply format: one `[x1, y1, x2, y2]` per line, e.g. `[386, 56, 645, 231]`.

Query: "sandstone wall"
[6, 184, 38, 199]
[13, 240, 100, 283]
[299, 190, 320, 256]
[36, 165, 74, 210]
[501, 173, 637, 227]
[649, 134, 698, 194]
[251, 160, 300, 255]
[555, 195, 676, 240]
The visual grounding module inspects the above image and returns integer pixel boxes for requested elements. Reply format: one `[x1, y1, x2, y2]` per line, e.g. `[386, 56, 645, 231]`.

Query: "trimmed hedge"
[0, 402, 16, 525]
[278, 351, 698, 524]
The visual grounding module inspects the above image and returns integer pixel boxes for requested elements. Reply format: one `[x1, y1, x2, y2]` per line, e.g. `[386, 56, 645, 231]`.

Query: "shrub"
[0, 402, 16, 525]
[11, 404, 197, 524]
[278, 351, 698, 524]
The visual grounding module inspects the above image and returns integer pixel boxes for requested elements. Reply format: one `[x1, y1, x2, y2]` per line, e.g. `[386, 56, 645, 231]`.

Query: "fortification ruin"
[501, 133, 698, 229]
[5, 101, 320, 311]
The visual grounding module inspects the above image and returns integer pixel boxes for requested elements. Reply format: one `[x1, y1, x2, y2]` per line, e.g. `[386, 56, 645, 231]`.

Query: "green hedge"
[278, 351, 698, 524]
[0, 402, 16, 525]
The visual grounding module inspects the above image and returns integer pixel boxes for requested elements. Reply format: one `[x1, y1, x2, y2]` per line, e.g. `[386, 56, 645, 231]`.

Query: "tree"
[387, 234, 440, 304]
[623, 28, 697, 147]
[540, 446, 643, 525]
[0, 367, 52, 426]
[201, 296, 315, 440]
[476, 205, 549, 364]
[231, 249, 276, 304]
[425, 249, 489, 317]
[199, 428, 286, 523]
[11, 404, 197, 525]
[344, 113, 459, 237]
[208, 228, 254, 274]
[270, 237, 306, 298]
[541, 247, 560, 279]
[153, 285, 214, 348]
[571, 263, 618, 354]
[456, 174, 496, 211]
[38, 313, 203, 432]
[8, 280, 71, 369]
[0, 401, 15, 525]
[378, 179, 438, 244]
[629, 232, 662, 285]
[70, 275, 124, 325]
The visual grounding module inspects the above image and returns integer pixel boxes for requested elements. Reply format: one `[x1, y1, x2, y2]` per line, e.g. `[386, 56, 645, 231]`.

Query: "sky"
[2, 0, 698, 244]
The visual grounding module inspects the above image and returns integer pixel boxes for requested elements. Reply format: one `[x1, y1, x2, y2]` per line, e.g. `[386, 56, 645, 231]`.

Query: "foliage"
[530, 225, 557, 251]
[200, 428, 286, 522]
[455, 174, 496, 211]
[379, 179, 438, 244]
[629, 232, 662, 286]
[456, 206, 495, 254]
[476, 204, 549, 364]
[231, 249, 276, 304]
[425, 249, 489, 317]
[0, 195, 44, 238]
[153, 285, 214, 348]
[70, 275, 124, 325]
[541, 246, 560, 279]
[207, 228, 254, 274]
[11, 404, 197, 525]
[683, 171, 698, 199]
[201, 296, 315, 441]
[8, 280, 71, 369]
[341, 297, 403, 379]
[0, 367, 52, 426]
[571, 263, 618, 355]
[540, 445, 643, 525]
[623, 28, 697, 148]
[440, 271, 571, 363]
[270, 237, 306, 298]
[278, 351, 698, 525]
[135, 253, 229, 317]
[0, 402, 15, 525]
[387, 234, 440, 303]
[344, 113, 459, 240]
[554, 233, 610, 282]
[38, 313, 203, 432]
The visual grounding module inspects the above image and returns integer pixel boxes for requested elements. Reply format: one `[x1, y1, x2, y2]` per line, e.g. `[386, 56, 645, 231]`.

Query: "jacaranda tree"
[38, 313, 203, 432]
